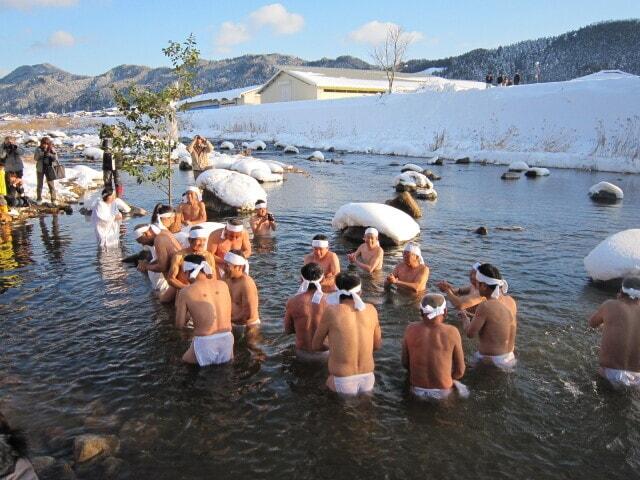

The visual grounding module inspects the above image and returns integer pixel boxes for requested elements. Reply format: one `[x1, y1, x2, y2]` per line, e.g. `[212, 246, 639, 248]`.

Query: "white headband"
[184, 186, 202, 202]
[255, 202, 267, 209]
[622, 286, 640, 300]
[148, 224, 161, 235]
[476, 271, 509, 298]
[183, 260, 213, 280]
[158, 211, 175, 219]
[420, 298, 447, 319]
[224, 251, 247, 266]
[297, 275, 325, 304]
[404, 243, 424, 265]
[365, 227, 379, 238]
[472, 262, 482, 271]
[189, 228, 209, 239]
[312, 239, 329, 248]
[134, 225, 150, 239]
[328, 284, 365, 311]
[226, 223, 244, 233]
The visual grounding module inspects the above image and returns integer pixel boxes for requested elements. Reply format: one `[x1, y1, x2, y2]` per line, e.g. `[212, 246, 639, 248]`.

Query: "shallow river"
[1, 147, 640, 479]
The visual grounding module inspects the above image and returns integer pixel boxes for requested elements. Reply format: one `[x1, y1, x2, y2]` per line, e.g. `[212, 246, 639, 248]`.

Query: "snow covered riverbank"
[182, 71, 640, 173]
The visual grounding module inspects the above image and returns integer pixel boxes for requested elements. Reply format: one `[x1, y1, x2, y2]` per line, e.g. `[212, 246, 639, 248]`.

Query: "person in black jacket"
[34, 137, 57, 204]
[485, 72, 493, 89]
[102, 138, 123, 197]
[514, 71, 521, 85]
[496, 74, 503, 86]
[5, 172, 28, 207]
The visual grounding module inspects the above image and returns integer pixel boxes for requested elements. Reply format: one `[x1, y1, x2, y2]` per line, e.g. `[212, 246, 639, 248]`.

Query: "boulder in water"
[219, 141, 235, 150]
[434, 158, 444, 166]
[501, 172, 521, 180]
[308, 150, 325, 161]
[73, 434, 120, 463]
[179, 160, 192, 171]
[394, 171, 432, 191]
[197, 169, 267, 213]
[588, 181, 623, 203]
[242, 140, 266, 151]
[401, 163, 424, 173]
[385, 192, 422, 218]
[525, 167, 550, 177]
[284, 145, 299, 154]
[475, 226, 489, 235]
[508, 161, 530, 172]
[455, 157, 470, 164]
[584, 229, 640, 281]
[332, 202, 420, 245]
[423, 170, 441, 181]
[415, 187, 438, 201]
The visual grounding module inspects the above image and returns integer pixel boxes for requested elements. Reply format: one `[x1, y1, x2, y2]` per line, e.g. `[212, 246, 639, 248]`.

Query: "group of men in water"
[129, 184, 640, 399]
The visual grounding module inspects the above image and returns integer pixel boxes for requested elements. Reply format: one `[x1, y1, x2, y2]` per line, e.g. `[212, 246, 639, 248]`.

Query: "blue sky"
[0, 0, 638, 76]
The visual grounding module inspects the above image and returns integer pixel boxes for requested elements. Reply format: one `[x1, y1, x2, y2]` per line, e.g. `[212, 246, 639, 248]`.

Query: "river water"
[1, 147, 639, 479]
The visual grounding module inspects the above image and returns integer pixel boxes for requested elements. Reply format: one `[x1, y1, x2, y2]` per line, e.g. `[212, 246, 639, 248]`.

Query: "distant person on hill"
[250, 199, 276, 237]
[0, 412, 38, 480]
[34, 136, 57, 205]
[485, 72, 493, 88]
[385, 242, 429, 293]
[347, 227, 384, 273]
[101, 138, 124, 197]
[187, 134, 214, 179]
[588, 276, 640, 389]
[457, 263, 517, 370]
[0, 136, 25, 188]
[514, 71, 521, 85]
[496, 74, 503, 86]
[304, 234, 340, 292]
[506, 76, 513, 86]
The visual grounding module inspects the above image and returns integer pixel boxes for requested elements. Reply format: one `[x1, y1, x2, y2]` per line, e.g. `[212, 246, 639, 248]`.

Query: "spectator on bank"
[0, 412, 38, 479]
[514, 72, 521, 85]
[102, 138, 123, 197]
[187, 135, 214, 179]
[0, 136, 24, 191]
[496, 73, 503, 86]
[33, 137, 57, 205]
[485, 72, 493, 88]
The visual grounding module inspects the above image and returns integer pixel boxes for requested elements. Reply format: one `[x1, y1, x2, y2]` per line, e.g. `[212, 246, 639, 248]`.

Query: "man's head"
[620, 276, 640, 301]
[312, 234, 329, 258]
[420, 293, 447, 322]
[403, 242, 423, 267]
[225, 219, 244, 242]
[476, 263, 502, 297]
[224, 249, 247, 279]
[7, 172, 18, 184]
[469, 262, 481, 287]
[183, 253, 212, 282]
[134, 223, 158, 246]
[335, 272, 361, 299]
[188, 226, 208, 252]
[3, 136, 16, 145]
[301, 262, 323, 290]
[255, 200, 267, 217]
[40, 137, 52, 149]
[101, 188, 115, 203]
[185, 186, 201, 204]
[364, 227, 379, 247]
[152, 204, 175, 228]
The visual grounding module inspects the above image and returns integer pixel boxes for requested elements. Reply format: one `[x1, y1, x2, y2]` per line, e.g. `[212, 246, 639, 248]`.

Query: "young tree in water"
[101, 35, 200, 204]
[371, 25, 416, 93]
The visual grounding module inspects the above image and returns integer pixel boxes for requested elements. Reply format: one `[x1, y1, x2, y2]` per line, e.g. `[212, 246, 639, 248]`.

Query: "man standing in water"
[312, 273, 382, 395]
[167, 226, 217, 291]
[284, 263, 328, 362]
[208, 219, 252, 275]
[437, 262, 485, 313]
[250, 200, 276, 237]
[588, 276, 640, 389]
[178, 186, 207, 226]
[224, 250, 260, 335]
[402, 294, 468, 400]
[385, 242, 429, 293]
[176, 254, 233, 366]
[347, 227, 384, 273]
[458, 263, 517, 370]
[303, 234, 340, 292]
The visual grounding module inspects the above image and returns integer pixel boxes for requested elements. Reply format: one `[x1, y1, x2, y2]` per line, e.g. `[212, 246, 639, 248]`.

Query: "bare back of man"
[590, 299, 640, 372]
[304, 251, 340, 292]
[285, 292, 328, 359]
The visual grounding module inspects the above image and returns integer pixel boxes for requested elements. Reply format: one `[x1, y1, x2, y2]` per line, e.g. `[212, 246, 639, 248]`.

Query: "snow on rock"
[401, 163, 424, 173]
[588, 181, 624, 202]
[242, 140, 266, 151]
[308, 151, 325, 161]
[508, 161, 530, 172]
[394, 171, 432, 189]
[584, 229, 640, 281]
[208, 152, 235, 169]
[219, 141, 235, 150]
[284, 145, 299, 154]
[332, 202, 420, 244]
[196, 169, 267, 210]
[274, 141, 287, 149]
[232, 157, 283, 182]
[171, 142, 192, 162]
[525, 167, 550, 177]
[261, 160, 285, 174]
[83, 147, 103, 160]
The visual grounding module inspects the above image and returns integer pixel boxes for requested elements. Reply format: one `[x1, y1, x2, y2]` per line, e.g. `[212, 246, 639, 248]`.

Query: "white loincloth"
[296, 348, 329, 362]
[411, 380, 470, 400]
[601, 367, 640, 389]
[332, 372, 375, 395]
[144, 246, 169, 292]
[472, 351, 517, 370]
[193, 331, 234, 366]
[232, 319, 261, 336]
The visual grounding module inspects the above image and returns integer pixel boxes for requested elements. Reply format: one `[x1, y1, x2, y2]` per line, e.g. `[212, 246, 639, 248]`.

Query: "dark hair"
[228, 218, 243, 227]
[151, 204, 173, 224]
[133, 223, 148, 231]
[312, 234, 328, 241]
[421, 293, 446, 310]
[184, 253, 205, 265]
[0, 412, 28, 459]
[622, 276, 640, 297]
[301, 262, 323, 287]
[101, 188, 113, 200]
[255, 199, 266, 206]
[189, 225, 203, 231]
[335, 273, 361, 300]
[477, 263, 501, 291]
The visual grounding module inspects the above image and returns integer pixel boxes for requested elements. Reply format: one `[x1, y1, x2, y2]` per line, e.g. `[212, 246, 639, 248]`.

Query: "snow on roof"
[179, 85, 261, 106]
[417, 67, 446, 75]
[571, 70, 638, 82]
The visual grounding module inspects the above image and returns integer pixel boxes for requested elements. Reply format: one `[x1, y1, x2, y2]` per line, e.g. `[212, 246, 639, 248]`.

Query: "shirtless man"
[402, 294, 468, 400]
[303, 234, 340, 292]
[167, 226, 217, 291]
[347, 227, 384, 273]
[588, 275, 640, 389]
[385, 242, 429, 293]
[134, 223, 168, 292]
[312, 273, 382, 395]
[207, 219, 252, 274]
[178, 186, 206, 226]
[223, 250, 260, 335]
[284, 262, 328, 362]
[437, 262, 485, 312]
[250, 199, 276, 237]
[137, 214, 182, 302]
[175, 254, 233, 366]
[458, 263, 517, 370]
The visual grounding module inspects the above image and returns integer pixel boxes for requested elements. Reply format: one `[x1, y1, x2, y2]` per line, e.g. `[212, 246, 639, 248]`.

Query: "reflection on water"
[1, 151, 640, 479]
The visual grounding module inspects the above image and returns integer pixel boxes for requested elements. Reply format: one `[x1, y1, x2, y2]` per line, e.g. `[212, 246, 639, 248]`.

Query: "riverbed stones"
[423, 170, 441, 181]
[73, 434, 120, 463]
[84, 414, 121, 432]
[475, 226, 489, 235]
[283, 145, 299, 154]
[455, 157, 470, 164]
[434, 158, 444, 166]
[588, 181, 623, 203]
[178, 160, 192, 171]
[36, 459, 76, 480]
[508, 161, 530, 172]
[525, 167, 550, 177]
[385, 192, 422, 218]
[119, 418, 160, 450]
[501, 172, 521, 180]
[415, 188, 438, 201]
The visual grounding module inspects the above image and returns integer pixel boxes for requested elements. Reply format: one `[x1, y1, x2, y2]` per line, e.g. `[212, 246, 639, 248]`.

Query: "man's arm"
[167, 254, 189, 289]
[194, 202, 207, 223]
[246, 279, 260, 324]
[451, 329, 466, 379]
[462, 304, 487, 338]
[312, 310, 331, 351]
[284, 299, 295, 334]
[241, 232, 252, 258]
[175, 289, 188, 329]
[588, 302, 607, 329]
[356, 248, 384, 273]
[401, 330, 409, 370]
[372, 310, 382, 351]
[146, 241, 171, 273]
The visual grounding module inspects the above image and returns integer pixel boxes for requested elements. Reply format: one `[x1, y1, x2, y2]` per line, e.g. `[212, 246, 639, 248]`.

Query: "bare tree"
[371, 25, 414, 93]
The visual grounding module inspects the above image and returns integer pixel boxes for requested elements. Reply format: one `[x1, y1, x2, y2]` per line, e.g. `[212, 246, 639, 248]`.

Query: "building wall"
[316, 89, 384, 101]
[260, 73, 318, 103]
[238, 90, 261, 105]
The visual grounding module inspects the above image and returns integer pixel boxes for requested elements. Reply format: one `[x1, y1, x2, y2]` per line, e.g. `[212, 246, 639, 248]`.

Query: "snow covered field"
[182, 71, 640, 173]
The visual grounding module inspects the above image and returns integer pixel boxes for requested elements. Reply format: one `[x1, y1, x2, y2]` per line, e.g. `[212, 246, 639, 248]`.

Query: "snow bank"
[83, 146, 103, 160]
[20, 161, 102, 202]
[332, 202, 420, 244]
[588, 181, 623, 201]
[182, 72, 640, 173]
[196, 169, 267, 210]
[171, 142, 191, 162]
[584, 229, 640, 281]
